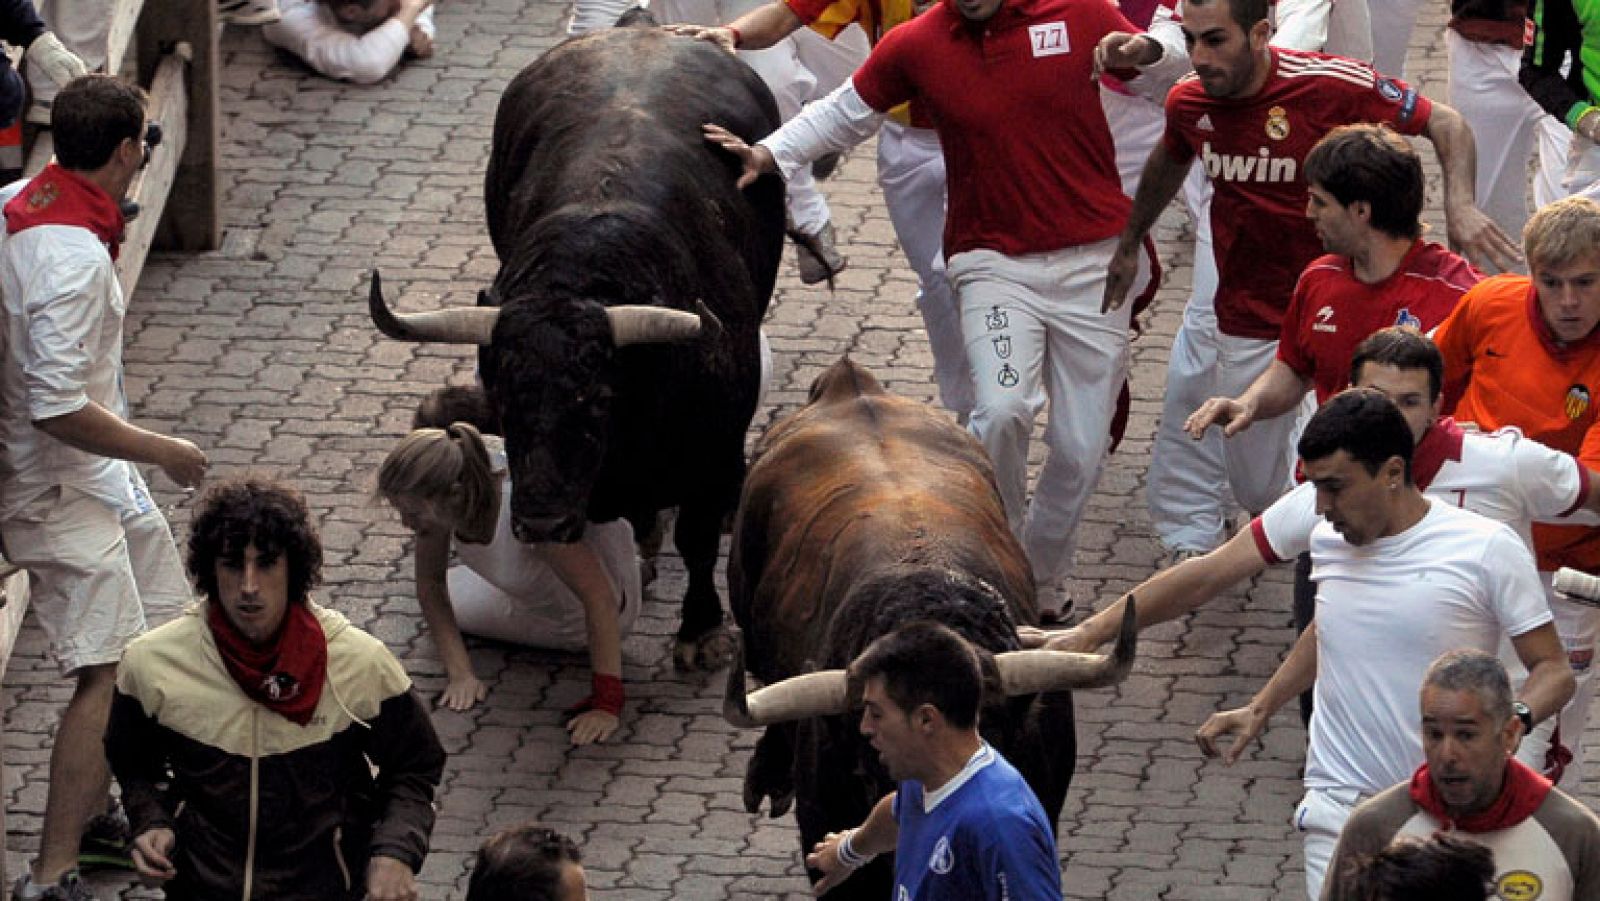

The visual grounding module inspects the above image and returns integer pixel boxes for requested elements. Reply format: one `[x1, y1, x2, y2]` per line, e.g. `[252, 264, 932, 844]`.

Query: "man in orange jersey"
[1433, 194, 1600, 790]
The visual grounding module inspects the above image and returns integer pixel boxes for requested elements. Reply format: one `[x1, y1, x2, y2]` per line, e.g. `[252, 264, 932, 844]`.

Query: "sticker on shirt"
[1494, 869, 1541, 900]
[928, 836, 954, 874]
[1028, 22, 1070, 57]
[1565, 383, 1591, 421]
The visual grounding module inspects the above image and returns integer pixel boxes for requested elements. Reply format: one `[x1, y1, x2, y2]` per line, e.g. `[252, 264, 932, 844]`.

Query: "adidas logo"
[1196, 114, 1214, 131]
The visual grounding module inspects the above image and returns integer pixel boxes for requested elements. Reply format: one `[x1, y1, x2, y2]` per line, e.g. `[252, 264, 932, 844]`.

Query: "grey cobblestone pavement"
[1, 1, 1594, 898]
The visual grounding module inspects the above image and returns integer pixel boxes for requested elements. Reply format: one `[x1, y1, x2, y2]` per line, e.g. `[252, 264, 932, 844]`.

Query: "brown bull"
[724, 356, 1136, 898]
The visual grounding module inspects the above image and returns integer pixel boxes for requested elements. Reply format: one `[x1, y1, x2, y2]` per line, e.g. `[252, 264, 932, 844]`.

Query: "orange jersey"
[784, 0, 920, 125]
[1434, 274, 1600, 571]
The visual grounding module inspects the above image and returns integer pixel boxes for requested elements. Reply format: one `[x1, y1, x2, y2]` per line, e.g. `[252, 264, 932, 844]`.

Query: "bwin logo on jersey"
[928, 837, 954, 875]
[1201, 141, 1297, 183]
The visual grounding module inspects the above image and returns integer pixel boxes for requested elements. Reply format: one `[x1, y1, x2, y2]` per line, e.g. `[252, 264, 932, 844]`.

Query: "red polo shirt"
[850, 0, 1134, 257]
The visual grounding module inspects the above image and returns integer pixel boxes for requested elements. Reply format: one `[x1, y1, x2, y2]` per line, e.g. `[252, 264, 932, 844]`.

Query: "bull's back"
[734, 395, 1034, 678]
[486, 29, 780, 257]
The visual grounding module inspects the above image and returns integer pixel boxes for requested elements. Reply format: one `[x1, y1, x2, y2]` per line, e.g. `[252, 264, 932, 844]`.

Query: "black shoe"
[811, 151, 842, 180]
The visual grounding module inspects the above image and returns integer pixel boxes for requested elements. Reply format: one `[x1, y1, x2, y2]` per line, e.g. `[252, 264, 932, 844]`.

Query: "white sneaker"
[1037, 583, 1073, 625]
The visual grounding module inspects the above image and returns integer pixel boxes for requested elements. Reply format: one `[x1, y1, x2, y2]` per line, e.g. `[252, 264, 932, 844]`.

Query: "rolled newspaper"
[1554, 568, 1600, 608]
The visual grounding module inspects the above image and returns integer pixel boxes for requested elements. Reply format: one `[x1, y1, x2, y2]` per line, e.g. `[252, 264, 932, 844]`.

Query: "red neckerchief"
[1409, 757, 1552, 833]
[1525, 279, 1600, 359]
[3, 163, 125, 260]
[206, 601, 329, 726]
[1411, 417, 1466, 491]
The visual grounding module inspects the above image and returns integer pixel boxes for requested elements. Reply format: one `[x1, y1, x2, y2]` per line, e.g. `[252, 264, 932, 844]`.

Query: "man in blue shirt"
[806, 621, 1063, 899]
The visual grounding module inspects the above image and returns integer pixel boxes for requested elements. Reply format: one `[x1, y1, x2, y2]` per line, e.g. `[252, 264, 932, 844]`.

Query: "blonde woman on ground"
[378, 422, 640, 745]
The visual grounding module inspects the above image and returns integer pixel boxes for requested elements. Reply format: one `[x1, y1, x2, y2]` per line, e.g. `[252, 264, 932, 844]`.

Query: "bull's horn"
[994, 596, 1138, 694]
[724, 637, 850, 727]
[607, 304, 706, 347]
[369, 269, 498, 345]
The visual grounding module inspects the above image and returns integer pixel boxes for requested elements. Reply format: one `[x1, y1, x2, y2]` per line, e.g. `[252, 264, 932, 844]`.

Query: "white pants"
[1274, 0, 1373, 61]
[1552, 126, 1600, 203]
[878, 121, 970, 415]
[1537, 116, 1572, 208]
[1510, 579, 1600, 790]
[451, 519, 642, 652]
[1147, 320, 1307, 551]
[1296, 786, 1364, 900]
[649, 0, 866, 235]
[1446, 31, 1554, 246]
[1366, 0, 1422, 77]
[950, 240, 1131, 588]
[27, 0, 112, 106]
[569, 0, 638, 33]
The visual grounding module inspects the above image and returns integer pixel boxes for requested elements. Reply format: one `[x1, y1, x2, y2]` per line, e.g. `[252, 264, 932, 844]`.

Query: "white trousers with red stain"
[949, 239, 1131, 590]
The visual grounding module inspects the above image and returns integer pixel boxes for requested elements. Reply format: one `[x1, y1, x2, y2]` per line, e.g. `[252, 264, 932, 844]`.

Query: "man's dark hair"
[466, 824, 582, 901]
[52, 74, 146, 172]
[1338, 834, 1493, 900]
[848, 620, 982, 730]
[1187, 0, 1271, 34]
[414, 384, 498, 434]
[1304, 124, 1425, 240]
[1349, 326, 1443, 402]
[188, 477, 324, 606]
[1298, 388, 1415, 481]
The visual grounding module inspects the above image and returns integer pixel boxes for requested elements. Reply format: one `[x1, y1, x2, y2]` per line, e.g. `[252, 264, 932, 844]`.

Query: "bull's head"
[368, 269, 721, 541]
[723, 597, 1139, 728]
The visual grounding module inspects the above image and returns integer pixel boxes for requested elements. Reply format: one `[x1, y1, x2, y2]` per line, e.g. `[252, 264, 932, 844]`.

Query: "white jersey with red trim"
[1255, 425, 1588, 562]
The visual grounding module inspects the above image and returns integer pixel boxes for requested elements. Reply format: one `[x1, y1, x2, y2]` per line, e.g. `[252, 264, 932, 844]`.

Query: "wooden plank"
[105, 0, 148, 80]
[137, 0, 219, 252]
[116, 49, 188, 298]
[0, 565, 28, 890]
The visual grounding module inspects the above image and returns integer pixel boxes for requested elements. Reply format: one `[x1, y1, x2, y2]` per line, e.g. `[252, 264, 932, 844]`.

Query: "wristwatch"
[1513, 701, 1534, 737]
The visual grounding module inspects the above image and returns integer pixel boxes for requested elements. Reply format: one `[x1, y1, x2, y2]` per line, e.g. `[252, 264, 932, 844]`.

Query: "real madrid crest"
[1265, 106, 1290, 141]
[1566, 383, 1591, 421]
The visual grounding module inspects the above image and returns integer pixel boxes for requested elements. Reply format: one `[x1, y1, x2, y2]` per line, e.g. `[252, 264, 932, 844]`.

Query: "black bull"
[368, 26, 786, 666]
[724, 358, 1136, 897]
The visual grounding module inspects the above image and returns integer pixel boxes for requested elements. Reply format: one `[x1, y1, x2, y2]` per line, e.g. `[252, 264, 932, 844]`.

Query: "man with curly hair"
[105, 477, 446, 901]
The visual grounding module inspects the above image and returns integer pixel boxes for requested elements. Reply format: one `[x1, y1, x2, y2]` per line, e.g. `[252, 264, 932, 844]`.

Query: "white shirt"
[262, 0, 436, 86]
[1259, 498, 1552, 795]
[0, 181, 144, 519]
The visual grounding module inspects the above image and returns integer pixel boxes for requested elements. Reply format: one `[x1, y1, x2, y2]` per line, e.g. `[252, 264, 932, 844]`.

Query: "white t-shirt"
[1257, 498, 1553, 795]
[262, 0, 436, 86]
[448, 438, 641, 651]
[1254, 426, 1587, 562]
[0, 180, 145, 519]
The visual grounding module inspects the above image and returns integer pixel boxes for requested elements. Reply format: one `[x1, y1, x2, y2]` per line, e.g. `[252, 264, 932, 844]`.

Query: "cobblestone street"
[0, 1, 1592, 897]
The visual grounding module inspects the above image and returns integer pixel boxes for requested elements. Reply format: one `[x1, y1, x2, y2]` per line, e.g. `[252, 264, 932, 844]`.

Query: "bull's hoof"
[743, 781, 794, 818]
[673, 625, 736, 673]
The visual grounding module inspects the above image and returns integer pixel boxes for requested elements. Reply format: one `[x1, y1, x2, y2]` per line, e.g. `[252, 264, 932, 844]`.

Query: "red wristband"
[728, 26, 743, 48]
[566, 673, 625, 719]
